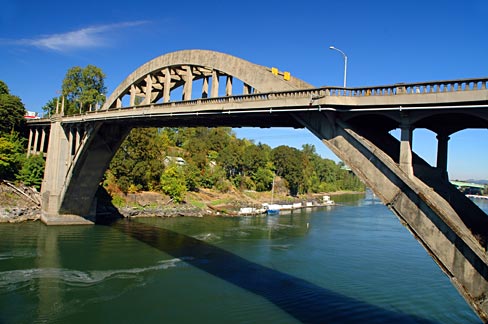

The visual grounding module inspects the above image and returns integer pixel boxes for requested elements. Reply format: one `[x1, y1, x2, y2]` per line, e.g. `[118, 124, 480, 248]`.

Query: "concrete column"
[183, 66, 193, 101]
[243, 84, 252, 95]
[226, 76, 233, 96]
[32, 128, 40, 155]
[129, 85, 136, 106]
[68, 126, 74, 164]
[41, 120, 71, 217]
[211, 70, 219, 97]
[75, 126, 81, 153]
[40, 127, 47, 154]
[116, 98, 122, 108]
[399, 123, 413, 177]
[436, 133, 450, 180]
[163, 68, 171, 103]
[144, 74, 152, 104]
[27, 128, 33, 156]
[202, 76, 209, 98]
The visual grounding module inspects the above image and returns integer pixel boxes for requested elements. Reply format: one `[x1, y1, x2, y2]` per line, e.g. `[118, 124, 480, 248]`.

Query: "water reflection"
[36, 225, 62, 323]
[103, 218, 438, 324]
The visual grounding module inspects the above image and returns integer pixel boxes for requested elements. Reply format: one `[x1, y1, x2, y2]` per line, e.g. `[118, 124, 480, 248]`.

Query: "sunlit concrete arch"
[103, 49, 313, 110]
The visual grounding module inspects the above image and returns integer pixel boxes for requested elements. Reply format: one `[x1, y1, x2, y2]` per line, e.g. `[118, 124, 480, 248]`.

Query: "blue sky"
[1, 0, 487, 180]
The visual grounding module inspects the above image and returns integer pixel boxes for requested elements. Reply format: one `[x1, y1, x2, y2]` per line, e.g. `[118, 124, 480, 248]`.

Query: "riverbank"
[0, 181, 364, 223]
[0, 180, 41, 223]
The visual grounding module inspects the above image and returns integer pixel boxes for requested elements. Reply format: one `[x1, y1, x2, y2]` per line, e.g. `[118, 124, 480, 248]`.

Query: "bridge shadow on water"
[98, 217, 439, 324]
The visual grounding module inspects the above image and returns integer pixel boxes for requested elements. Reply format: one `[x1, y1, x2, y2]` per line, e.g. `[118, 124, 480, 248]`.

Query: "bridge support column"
[129, 85, 136, 106]
[68, 126, 74, 164]
[27, 128, 33, 156]
[226, 76, 233, 96]
[211, 70, 219, 97]
[163, 68, 171, 103]
[75, 125, 81, 153]
[183, 66, 193, 100]
[399, 122, 413, 177]
[32, 128, 39, 155]
[202, 76, 209, 98]
[40, 118, 93, 225]
[294, 111, 488, 322]
[39, 127, 47, 155]
[144, 74, 153, 105]
[436, 133, 450, 180]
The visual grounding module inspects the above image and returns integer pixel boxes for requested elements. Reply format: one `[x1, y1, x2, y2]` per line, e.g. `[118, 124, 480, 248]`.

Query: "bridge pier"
[40, 117, 94, 225]
[399, 121, 413, 177]
[436, 133, 450, 180]
[294, 111, 488, 322]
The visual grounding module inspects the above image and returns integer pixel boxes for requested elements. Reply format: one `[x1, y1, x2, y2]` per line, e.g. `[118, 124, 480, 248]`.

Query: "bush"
[160, 165, 187, 203]
[17, 154, 45, 190]
[0, 133, 25, 180]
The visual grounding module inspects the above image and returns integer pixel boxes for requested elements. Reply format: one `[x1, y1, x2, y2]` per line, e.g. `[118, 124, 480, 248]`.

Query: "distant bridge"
[27, 50, 488, 321]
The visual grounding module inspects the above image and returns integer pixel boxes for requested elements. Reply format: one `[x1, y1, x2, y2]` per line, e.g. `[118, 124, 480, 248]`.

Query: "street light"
[329, 45, 348, 88]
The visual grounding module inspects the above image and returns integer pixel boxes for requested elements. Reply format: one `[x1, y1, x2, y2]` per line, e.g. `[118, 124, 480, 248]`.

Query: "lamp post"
[329, 45, 348, 88]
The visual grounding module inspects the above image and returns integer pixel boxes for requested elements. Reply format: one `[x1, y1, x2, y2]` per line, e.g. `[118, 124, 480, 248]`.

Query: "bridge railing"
[157, 77, 488, 108]
[321, 77, 488, 97]
[28, 77, 488, 121]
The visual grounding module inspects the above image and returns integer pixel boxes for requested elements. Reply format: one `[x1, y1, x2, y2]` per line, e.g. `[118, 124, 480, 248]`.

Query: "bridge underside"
[40, 106, 488, 320]
[294, 110, 488, 322]
[32, 49, 488, 321]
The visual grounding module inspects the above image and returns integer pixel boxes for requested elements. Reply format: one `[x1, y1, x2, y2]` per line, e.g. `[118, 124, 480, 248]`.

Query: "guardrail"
[28, 77, 488, 121]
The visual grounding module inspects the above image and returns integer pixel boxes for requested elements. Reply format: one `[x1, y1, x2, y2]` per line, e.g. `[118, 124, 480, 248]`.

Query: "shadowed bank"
[99, 217, 439, 324]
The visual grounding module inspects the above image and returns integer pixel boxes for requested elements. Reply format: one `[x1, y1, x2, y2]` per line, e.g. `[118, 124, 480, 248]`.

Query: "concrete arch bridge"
[27, 50, 488, 321]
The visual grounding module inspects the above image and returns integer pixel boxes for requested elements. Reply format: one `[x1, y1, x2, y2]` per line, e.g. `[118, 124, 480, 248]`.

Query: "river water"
[0, 192, 486, 323]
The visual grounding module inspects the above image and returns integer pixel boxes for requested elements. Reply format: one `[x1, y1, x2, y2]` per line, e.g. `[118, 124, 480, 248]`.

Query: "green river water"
[0, 191, 485, 323]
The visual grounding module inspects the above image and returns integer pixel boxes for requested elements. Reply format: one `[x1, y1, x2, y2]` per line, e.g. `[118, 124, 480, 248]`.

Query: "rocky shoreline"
[0, 207, 41, 223]
[0, 181, 364, 224]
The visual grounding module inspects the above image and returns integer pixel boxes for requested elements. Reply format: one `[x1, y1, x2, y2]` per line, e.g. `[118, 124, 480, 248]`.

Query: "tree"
[0, 81, 9, 95]
[17, 154, 45, 190]
[160, 164, 187, 203]
[62, 65, 106, 115]
[42, 97, 59, 116]
[109, 128, 164, 192]
[0, 80, 26, 135]
[271, 145, 303, 196]
[0, 133, 25, 180]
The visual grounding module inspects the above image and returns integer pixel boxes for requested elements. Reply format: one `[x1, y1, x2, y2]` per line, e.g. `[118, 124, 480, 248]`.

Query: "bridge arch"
[103, 49, 313, 110]
[35, 52, 488, 321]
[48, 50, 312, 220]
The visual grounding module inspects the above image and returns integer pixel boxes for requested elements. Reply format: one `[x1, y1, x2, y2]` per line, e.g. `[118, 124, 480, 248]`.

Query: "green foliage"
[62, 65, 106, 115]
[109, 128, 164, 193]
[0, 133, 25, 180]
[107, 125, 365, 200]
[0, 81, 26, 135]
[16, 154, 45, 189]
[160, 164, 187, 203]
[111, 195, 126, 207]
[271, 145, 303, 195]
[42, 97, 59, 116]
[0, 81, 9, 95]
[252, 167, 274, 192]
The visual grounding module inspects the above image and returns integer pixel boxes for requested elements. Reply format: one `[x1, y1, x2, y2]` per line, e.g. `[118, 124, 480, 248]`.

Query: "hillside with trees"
[0, 68, 366, 214]
[105, 127, 365, 204]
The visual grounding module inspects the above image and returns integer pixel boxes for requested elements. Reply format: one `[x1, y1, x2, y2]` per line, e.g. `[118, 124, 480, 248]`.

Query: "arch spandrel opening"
[112, 65, 260, 108]
[103, 50, 312, 110]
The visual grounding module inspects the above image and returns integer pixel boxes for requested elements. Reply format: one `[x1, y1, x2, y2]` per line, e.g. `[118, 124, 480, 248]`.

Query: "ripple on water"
[0, 257, 193, 292]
